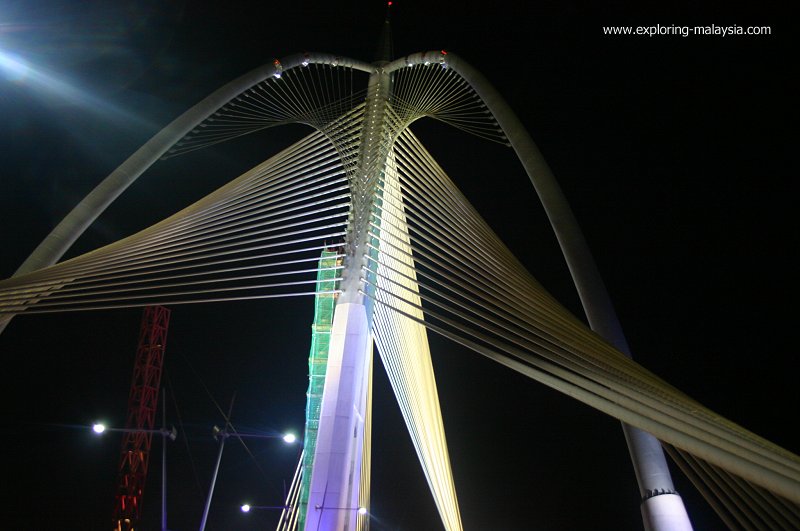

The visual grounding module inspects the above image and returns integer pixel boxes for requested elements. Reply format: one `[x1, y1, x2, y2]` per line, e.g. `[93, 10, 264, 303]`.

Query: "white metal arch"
[386, 50, 692, 529]
[11, 53, 374, 279]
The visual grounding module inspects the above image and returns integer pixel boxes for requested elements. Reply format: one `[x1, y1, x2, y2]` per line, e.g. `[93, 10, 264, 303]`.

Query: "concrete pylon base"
[641, 494, 693, 531]
[305, 302, 370, 531]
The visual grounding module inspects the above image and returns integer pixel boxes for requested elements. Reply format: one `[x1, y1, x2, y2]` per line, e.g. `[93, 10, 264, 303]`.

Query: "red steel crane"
[112, 306, 171, 531]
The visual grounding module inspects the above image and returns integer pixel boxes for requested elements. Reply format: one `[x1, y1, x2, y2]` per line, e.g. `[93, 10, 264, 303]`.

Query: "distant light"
[0, 50, 30, 81]
[241, 504, 251, 513]
[387, 1, 392, 6]
[92, 423, 106, 434]
[358, 507, 367, 515]
[283, 433, 297, 444]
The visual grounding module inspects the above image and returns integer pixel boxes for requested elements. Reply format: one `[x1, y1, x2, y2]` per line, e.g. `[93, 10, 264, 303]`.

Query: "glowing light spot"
[0, 51, 30, 82]
[241, 504, 251, 513]
[92, 423, 106, 434]
[283, 433, 297, 444]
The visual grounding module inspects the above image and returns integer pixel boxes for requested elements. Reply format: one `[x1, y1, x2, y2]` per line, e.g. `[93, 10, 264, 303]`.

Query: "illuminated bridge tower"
[300, 68, 389, 531]
[17, 12, 800, 531]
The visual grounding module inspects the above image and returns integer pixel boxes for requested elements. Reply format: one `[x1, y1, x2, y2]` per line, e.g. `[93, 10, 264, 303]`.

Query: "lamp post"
[241, 503, 294, 512]
[198, 425, 298, 531]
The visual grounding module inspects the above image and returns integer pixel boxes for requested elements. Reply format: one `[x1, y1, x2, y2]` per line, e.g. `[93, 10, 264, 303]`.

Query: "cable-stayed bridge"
[0, 17, 796, 531]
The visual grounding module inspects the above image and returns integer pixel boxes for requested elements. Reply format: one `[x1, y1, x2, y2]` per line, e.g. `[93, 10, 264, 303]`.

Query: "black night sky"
[0, 1, 795, 530]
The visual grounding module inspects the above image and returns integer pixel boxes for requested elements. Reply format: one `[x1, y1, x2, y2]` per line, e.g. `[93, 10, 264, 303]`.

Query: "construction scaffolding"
[297, 250, 340, 529]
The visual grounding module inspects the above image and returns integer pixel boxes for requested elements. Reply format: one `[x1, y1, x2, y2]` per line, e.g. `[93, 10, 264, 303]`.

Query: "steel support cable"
[376, 189, 800, 472]
[365, 241, 800, 483]
[372, 187, 677, 395]
[717, 463, 800, 529]
[380, 157, 567, 311]
[169, 95, 365, 157]
[390, 183, 748, 424]
[0, 253, 344, 306]
[256, 72, 310, 117]
[409, 68, 467, 114]
[363, 285, 800, 503]
[365, 219, 601, 366]
[175, 142, 347, 217]
[370, 242, 461, 529]
[64, 194, 352, 275]
[0, 132, 347, 287]
[366, 184, 634, 374]
[382, 162, 756, 424]
[395, 65, 442, 117]
[676, 447, 760, 531]
[391, 134, 546, 289]
[127, 144, 350, 244]
[687, 451, 768, 530]
[258, 74, 312, 120]
[0, 261, 343, 310]
[722, 462, 800, 526]
[276, 450, 304, 531]
[0, 232, 344, 313]
[176, 64, 357, 149]
[373, 320, 461, 530]
[365, 253, 719, 449]
[279, 65, 342, 121]
[364, 239, 798, 480]
[389, 136, 730, 393]
[7, 54, 371, 285]
[401, 67, 473, 120]
[422, 53, 699, 511]
[392, 68, 505, 142]
[14, 185, 351, 287]
[364, 242, 657, 403]
[0, 137, 352, 280]
[770, 488, 800, 520]
[668, 444, 800, 530]
[663, 445, 745, 531]
[228, 86, 294, 119]
[366, 189, 548, 332]
[393, 129, 527, 269]
[0, 213, 349, 300]
[403, 64, 445, 114]
[4, 284, 343, 315]
[309, 93, 367, 132]
[396, 53, 792, 512]
[372, 295, 462, 530]
[297, 64, 329, 118]
[285, 70, 342, 126]
[149, 177, 350, 252]
[368, 178, 576, 531]
[374, 293, 456, 486]
[0, 204, 351, 298]
[0, 208, 346, 298]
[356, 355, 373, 531]
[14, 260, 343, 312]
[7, 274, 343, 312]
[370, 147, 462, 530]
[365, 206, 634, 382]
[0, 230, 348, 314]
